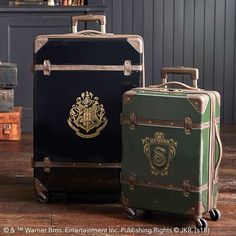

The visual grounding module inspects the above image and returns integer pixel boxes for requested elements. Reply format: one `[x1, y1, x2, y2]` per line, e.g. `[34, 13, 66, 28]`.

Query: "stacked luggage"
[33, 14, 222, 230]
[0, 62, 22, 140]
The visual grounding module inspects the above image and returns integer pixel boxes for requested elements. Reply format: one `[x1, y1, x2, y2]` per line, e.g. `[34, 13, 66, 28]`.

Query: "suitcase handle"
[215, 124, 223, 180]
[161, 66, 199, 88]
[72, 15, 106, 33]
[149, 81, 200, 90]
[75, 30, 112, 36]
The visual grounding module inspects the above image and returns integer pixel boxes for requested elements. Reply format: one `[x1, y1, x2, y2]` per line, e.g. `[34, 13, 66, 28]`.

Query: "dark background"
[0, 0, 235, 131]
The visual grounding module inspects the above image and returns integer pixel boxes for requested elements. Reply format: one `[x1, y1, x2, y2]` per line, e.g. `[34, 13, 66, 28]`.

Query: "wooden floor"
[0, 127, 235, 236]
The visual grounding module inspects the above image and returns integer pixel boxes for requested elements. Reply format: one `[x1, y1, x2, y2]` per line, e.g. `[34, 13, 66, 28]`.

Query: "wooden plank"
[143, 0, 154, 85]
[0, 156, 32, 177]
[223, 0, 235, 123]
[173, 0, 184, 83]
[104, 0, 113, 33]
[112, 0, 122, 33]
[194, 0, 205, 88]
[204, 0, 215, 90]
[132, 0, 143, 36]
[183, 0, 194, 84]
[214, 0, 225, 120]
[153, 0, 164, 84]
[122, 0, 133, 34]
[0, 214, 51, 227]
[163, 0, 174, 69]
[235, 46, 236, 124]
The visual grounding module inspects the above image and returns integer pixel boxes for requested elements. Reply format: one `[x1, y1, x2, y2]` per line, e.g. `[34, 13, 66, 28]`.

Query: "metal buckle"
[3, 124, 11, 135]
[2, 92, 8, 101]
[43, 60, 51, 76]
[129, 112, 137, 131]
[124, 60, 132, 76]
[128, 173, 136, 191]
[183, 179, 191, 197]
[43, 157, 51, 173]
[184, 117, 192, 135]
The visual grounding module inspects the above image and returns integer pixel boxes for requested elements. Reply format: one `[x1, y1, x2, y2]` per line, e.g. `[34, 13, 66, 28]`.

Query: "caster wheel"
[38, 192, 50, 203]
[195, 218, 208, 230]
[125, 208, 144, 220]
[209, 208, 221, 221]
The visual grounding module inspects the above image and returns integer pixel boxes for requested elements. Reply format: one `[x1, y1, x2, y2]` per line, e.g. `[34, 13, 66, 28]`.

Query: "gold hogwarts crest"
[142, 132, 177, 176]
[67, 91, 108, 139]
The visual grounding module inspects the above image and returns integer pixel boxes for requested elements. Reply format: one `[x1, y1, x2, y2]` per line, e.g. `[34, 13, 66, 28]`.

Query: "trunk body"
[121, 87, 221, 218]
[33, 32, 144, 200]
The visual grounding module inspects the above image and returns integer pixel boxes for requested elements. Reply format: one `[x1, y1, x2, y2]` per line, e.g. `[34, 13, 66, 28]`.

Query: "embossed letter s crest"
[67, 91, 108, 139]
[142, 132, 177, 176]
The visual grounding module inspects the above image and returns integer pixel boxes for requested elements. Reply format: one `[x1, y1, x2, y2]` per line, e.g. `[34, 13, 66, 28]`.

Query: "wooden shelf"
[0, 5, 106, 13]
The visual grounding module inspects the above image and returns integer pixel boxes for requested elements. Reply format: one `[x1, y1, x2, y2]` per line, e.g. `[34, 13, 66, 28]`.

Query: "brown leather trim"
[121, 192, 133, 209]
[34, 178, 48, 193]
[186, 201, 206, 218]
[122, 116, 210, 130]
[122, 90, 138, 106]
[121, 175, 208, 194]
[34, 64, 143, 73]
[34, 161, 121, 169]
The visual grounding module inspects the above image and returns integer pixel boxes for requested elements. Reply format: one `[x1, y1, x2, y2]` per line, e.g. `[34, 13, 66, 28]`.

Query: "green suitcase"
[121, 67, 222, 229]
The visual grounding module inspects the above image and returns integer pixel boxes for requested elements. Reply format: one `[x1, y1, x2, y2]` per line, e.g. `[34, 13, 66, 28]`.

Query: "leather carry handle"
[161, 66, 199, 88]
[74, 30, 112, 36]
[215, 124, 223, 180]
[149, 81, 200, 90]
[72, 15, 106, 33]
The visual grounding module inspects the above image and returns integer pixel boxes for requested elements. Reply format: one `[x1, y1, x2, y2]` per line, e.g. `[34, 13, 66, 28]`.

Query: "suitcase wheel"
[209, 208, 221, 221]
[195, 218, 208, 230]
[125, 208, 144, 220]
[38, 192, 50, 203]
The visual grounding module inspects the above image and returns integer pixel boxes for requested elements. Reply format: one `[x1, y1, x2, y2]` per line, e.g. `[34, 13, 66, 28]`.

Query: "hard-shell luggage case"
[0, 89, 14, 112]
[33, 15, 144, 202]
[0, 62, 17, 88]
[121, 67, 222, 229]
[0, 106, 22, 140]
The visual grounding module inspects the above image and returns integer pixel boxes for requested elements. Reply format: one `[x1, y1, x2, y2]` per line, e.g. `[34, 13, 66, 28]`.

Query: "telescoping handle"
[72, 15, 106, 33]
[161, 66, 199, 88]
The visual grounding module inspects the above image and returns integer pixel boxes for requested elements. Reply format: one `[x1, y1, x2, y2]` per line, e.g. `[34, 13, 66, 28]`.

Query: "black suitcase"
[33, 15, 144, 202]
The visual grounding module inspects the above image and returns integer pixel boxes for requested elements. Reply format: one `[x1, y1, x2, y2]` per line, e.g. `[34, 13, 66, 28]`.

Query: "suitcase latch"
[128, 173, 136, 191]
[43, 157, 51, 173]
[2, 92, 8, 101]
[184, 117, 192, 135]
[3, 124, 11, 135]
[43, 60, 51, 76]
[129, 112, 137, 130]
[183, 179, 191, 197]
[124, 60, 132, 76]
